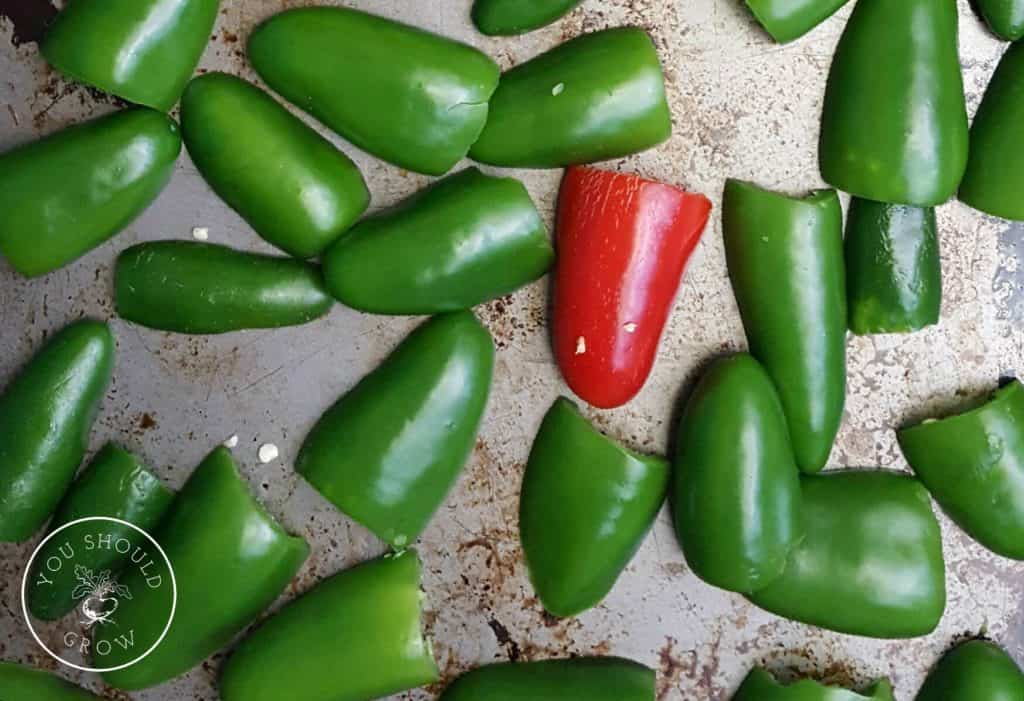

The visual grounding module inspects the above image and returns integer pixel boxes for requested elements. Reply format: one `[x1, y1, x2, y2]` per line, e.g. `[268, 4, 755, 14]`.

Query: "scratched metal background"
[0, 1, 1021, 699]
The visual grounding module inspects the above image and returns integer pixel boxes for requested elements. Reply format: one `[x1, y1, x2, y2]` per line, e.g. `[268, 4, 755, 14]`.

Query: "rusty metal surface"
[0, 1, 1022, 699]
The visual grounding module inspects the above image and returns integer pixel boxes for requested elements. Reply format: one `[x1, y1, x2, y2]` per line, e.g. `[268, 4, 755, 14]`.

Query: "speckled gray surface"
[0, 1, 1022, 700]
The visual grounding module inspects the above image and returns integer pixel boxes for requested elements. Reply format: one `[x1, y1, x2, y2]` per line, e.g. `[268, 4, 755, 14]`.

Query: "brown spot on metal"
[0, 0, 58, 46]
[487, 617, 521, 662]
[138, 413, 157, 431]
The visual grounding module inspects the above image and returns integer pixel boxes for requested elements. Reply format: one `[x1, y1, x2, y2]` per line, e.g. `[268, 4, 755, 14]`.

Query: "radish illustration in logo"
[71, 566, 132, 628]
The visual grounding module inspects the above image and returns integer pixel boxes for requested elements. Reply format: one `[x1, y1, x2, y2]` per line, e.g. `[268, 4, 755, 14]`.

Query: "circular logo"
[20, 516, 176, 673]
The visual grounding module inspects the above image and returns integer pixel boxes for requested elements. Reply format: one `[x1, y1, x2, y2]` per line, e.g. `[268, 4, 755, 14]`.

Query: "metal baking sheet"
[0, 1, 1021, 699]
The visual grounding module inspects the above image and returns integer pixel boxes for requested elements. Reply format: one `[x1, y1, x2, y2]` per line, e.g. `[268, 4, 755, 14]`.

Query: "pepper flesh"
[97, 447, 308, 690]
[747, 471, 946, 638]
[0, 662, 101, 701]
[249, 7, 499, 176]
[41, 0, 219, 111]
[27, 444, 173, 621]
[322, 168, 552, 314]
[916, 640, 1024, 701]
[722, 180, 846, 474]
[220, 551, 438, 701]
[297, 312, 494, 549]
[819, 0, 968, 206]
[744, 0, 852, 44]
[0, 109, 181, 277]
[470, 28, 672, 168]
[553, 166, 711, 409]
[958, 41, 1024, 222]
[673, 354, 802, 593]
[733, 667, 895, 701]
[0, 320, 114, 543]
[115, 241, 333, 334]
[975, 0, 1024, 41]
[845, 198, 941, 335]
[898, 380, 1024, 560]
[520, 398, 668, 617]
[440, 657, 656, 701]
[472, 0, 584, 35]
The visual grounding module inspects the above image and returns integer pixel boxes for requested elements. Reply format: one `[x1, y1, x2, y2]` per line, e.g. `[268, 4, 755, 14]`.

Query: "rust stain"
[487, 617, 521, 662]
[138, 412, 157, 431]
[0, 0, 58, 46]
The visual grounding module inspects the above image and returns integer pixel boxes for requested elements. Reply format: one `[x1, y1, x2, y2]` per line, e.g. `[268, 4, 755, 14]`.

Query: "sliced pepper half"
[472, 0, 584, 35]
[440, 657, 656, 701]
[916, 640, 1024, 701]
[0, 662, 101, 701]
[974, 0, 1024, 41]
[744, 0, 852, 44]
[733, 667, 895, 701]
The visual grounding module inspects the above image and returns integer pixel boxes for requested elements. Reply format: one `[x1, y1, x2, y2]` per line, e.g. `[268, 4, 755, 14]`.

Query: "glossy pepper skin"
[553, 166, 711, 409]
[733, 667, 895, 701]
[0, 109, 181, 277]
[520, 398, 668, 617]
[916, 640, 1024, 701]
[470, 28, 672, 168]
[42, 0, 218, 111]
[744, 0, 852, 43]
[0, 662, 101, 701]
[27, 444, 173, 620]
[220, 551, 438, 701]
[722, 180, 846, 474]
[819, 0, 968, 206]
[115, 241, 333, 334]
[845, 198, 941, 335]
[440, 657, 655, 701]
[97, 447, 308, 690]
[322, 168, 552, 314]
[673, 354, 802, 593]
[297, 312, 494, 549]
[898, 380, 1024, 560]
[0, 320, 114, 543]
[748, 471, 946, 638]
[959, 42, 1024, 221]
[472, 0, 584, 35]
[975, 0, 1024, 40]
[249, 7, 499, 176]
[181, 73, 369, 259]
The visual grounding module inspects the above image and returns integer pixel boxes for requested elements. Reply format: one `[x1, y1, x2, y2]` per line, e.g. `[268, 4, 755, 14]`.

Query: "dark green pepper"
[220, 550, 438, 701]
[819, 0, 968, 206]
[115, 241, 333, 334]
[297, 312, 493, 549]
[440, 657, 655, 701]
[520, 397, 668, 617]
[975, 0, 1024, 41]
[322, 168, 552, 314]
[744, 0, 852, 44]
[748, 471, 946, 639]
[181, 73, 369, 259]
[27, 444, 173, 621]
[0, 109, 181, 277]
[0, 662, 101, 701]
[470, 28, 672, 168]
[845, 198, 941, 335]
[42, 0, 218, 111]
[472, 0, 584, 35]
[898, 380, 1024, 560]
[97, 447, 308, 689]
[916, 640, 1024, 701]
[673, 354, 802, 593]
[733, 667, 895, 701]
[959, 42, 1024, 221]
[722, 180, 846, 474]
[249, 7, 499, 176]
[0, 320, 114, 543]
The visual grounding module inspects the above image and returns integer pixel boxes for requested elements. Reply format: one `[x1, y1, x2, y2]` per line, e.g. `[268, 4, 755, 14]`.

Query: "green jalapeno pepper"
[42, 0, 218, 111]
[180, 73, 369, 259]
[0, 320, 114, 543]
[819, 0, 968, 206]
[220, 550, 438, 701]
[747, 471, 946, 638]
[0, 109, 181, 277]
[898, 380, 1024, 560]
[744, 0, 852, 44]
[97, 447, 308, 690]
[673, 354, 802, 593]
[249, 7, 499, 176]
[472, 0, 584, 35]
[115, 241, 333, 334]
[975, 0, 1024, 41]
[520, 397, 668, 617]
[0, 662, 101, 701]
[958, 42, 1024, 222]
[297, 312, 494, 549]
[470, 28, 672, 168]
[322, 168, 552, 315]
[27, 444, 173, 621]
[722, 180, 846, 474]
[916, 640, 1024, 701]
[440, 657, 655, 701]
[732, 667, 895, 701]
[845, 198, 941, 335]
